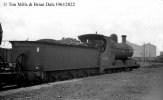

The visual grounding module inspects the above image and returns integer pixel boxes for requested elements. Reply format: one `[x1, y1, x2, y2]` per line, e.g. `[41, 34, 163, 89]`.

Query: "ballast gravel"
[0, 63, 163, 100]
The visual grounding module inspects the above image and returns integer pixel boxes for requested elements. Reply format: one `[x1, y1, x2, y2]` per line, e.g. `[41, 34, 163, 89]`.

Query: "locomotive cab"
[78, 34, 107, 52]
[78, 34, 112, 73]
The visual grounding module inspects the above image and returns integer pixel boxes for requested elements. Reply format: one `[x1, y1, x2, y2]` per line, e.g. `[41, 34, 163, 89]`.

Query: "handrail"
[16, 53, 24, 74]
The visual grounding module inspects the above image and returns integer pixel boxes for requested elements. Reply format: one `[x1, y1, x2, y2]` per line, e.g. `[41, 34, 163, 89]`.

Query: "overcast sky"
[0, 0, 163, 54]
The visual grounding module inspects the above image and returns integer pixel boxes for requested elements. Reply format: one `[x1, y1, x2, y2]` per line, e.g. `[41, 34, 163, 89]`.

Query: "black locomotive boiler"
[9, 33, 139, 83]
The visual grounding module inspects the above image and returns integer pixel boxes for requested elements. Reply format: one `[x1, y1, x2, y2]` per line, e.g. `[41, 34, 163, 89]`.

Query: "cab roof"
[78, 34, 105, 41]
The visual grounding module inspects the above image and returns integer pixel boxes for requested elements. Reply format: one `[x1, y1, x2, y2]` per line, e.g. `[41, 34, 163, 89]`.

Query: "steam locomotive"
[0, 23, 140, 88]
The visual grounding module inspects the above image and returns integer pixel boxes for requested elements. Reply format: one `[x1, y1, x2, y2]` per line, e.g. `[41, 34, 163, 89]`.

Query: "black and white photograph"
[0, 0, 163, 99]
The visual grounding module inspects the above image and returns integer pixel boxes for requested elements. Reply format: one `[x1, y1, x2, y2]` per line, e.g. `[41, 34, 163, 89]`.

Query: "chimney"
[122, 35, 126, 43]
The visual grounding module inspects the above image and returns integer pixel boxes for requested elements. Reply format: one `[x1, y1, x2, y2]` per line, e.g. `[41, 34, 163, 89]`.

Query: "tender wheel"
[0, 83, 3, 90]
[16, 75, 24, 87]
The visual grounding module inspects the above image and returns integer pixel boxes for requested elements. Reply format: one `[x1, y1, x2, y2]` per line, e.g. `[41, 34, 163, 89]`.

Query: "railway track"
[0, 66, 137, 91]
[0, 63, 162, 100]
[1, 62, 161, 92]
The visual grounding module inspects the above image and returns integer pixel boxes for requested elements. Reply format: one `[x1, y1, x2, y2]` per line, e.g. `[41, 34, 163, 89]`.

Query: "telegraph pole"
[143, 42, 146, 62]
[0, 23, 3, 45]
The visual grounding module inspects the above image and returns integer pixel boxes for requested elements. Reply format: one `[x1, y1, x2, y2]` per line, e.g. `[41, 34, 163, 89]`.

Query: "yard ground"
[0, 63, 163, 100]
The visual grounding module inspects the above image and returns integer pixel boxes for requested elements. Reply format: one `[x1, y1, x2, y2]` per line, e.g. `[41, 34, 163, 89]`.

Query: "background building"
[126, 42, 142, 57]
[141, 43, 156, 58]
[127, 42, 156, 61]
[160, 51, 163, 58]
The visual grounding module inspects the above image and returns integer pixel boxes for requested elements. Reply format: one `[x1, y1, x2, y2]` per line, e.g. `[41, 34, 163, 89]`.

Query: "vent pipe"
[122, 35, 126, 43]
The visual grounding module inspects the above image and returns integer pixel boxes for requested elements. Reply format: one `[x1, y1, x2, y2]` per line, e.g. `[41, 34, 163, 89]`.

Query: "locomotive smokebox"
[122, 35, 126, 43]
[0, 23, 3, 45]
